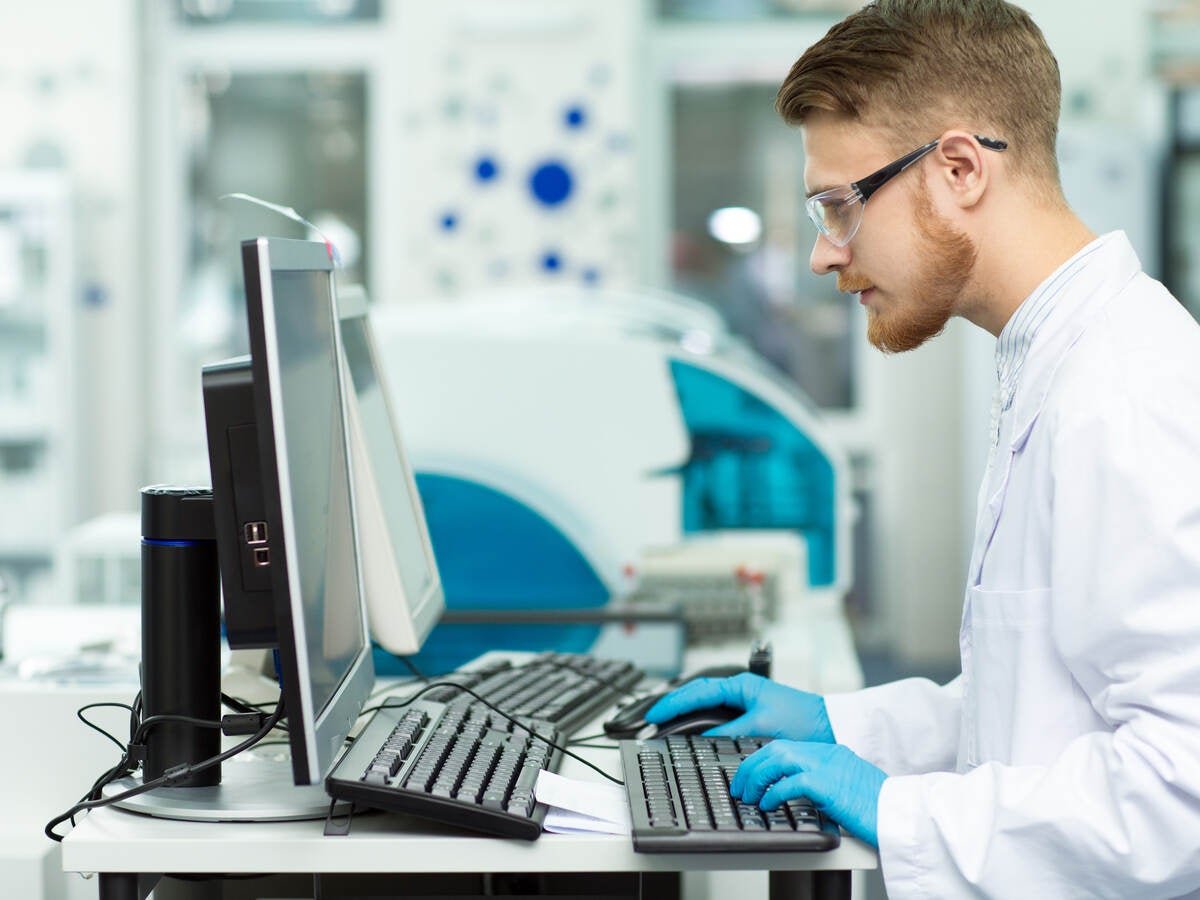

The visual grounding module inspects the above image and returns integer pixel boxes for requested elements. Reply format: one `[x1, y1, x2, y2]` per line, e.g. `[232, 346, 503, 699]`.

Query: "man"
[646, 1, 1200, 897]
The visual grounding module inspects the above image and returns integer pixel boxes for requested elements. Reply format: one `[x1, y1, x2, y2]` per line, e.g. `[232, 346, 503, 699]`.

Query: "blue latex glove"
[730, 740, 888, 847]
[643, 673, 835, 743]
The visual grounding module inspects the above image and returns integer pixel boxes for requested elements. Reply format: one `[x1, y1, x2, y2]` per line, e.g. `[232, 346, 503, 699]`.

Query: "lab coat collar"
[1006, 231, 1141, 450]
[995, 239, 1104, 414]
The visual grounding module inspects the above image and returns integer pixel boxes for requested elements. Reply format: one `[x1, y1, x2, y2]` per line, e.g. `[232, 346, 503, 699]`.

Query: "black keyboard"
[326, 699, 563, 840]
[325, 653, 644, 839]
[621, 735, 841, 852]
[419, 652, 645, 735]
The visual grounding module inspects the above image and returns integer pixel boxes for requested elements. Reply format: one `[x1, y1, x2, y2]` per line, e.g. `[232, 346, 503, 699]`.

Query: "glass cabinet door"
[668, 74, 856, 410]
[154, 67, 368, 482]
[0, 174, 74, 604]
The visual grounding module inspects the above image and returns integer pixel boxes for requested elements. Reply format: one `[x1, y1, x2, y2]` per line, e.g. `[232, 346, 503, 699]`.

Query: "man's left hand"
[730, 741, 888, 847]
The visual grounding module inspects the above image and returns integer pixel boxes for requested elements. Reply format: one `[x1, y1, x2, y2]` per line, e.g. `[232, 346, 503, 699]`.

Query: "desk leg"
[768, 870, 850, 900]
[638, 872, 680, 899]
[98, 873, 161, 900]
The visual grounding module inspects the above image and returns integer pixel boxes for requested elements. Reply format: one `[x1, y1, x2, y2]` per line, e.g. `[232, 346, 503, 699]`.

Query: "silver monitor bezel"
[244, 236, 374, 784]
[337, 284, 446, 654]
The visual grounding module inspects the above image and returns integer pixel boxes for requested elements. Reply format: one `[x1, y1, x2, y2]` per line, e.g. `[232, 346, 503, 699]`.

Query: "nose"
[810, 233, 851, 276]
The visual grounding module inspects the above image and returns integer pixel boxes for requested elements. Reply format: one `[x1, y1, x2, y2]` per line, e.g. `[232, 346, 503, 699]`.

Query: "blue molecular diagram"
[529, 160, 574, 208]
[564, 104, 587, 130]
[432, 84, 622, 287]
[474, 155, 499, 182]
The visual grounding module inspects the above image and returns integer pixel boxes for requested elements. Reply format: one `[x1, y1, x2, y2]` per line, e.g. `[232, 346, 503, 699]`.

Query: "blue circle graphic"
[440, 211, 459, 232]
[541, 250, 563, 273]
[529, 161, 574, 207]
[475, 156, 499, 182]
[564, 105, 587, 130]
[582, 267, 600, 285]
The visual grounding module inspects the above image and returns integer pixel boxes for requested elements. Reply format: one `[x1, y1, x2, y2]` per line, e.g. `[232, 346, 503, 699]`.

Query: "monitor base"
[104, 748, 348, 822]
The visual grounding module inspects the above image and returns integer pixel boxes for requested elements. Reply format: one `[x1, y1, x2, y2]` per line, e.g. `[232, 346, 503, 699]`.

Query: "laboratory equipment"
[368, 287, 853, 669]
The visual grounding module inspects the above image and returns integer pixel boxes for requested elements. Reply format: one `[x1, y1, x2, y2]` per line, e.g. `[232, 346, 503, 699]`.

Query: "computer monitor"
[337, 284, 444, 655]
[212, 236, 374, 786]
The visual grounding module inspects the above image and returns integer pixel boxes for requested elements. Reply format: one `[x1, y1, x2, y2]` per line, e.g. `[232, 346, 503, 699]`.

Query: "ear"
[930, 130, 991, 210]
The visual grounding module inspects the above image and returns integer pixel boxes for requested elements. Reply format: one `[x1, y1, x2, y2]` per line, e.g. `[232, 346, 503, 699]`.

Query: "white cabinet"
[0, 172, 76, 604]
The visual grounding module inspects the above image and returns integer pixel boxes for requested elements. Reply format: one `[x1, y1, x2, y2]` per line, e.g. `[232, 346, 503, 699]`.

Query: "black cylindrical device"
[140, 485, 221, 786]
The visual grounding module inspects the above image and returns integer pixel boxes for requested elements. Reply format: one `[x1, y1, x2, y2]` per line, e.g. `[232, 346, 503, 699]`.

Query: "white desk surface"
[62, 697, 876, 879]
[60, 619, 875, 881]
[62, 807, 877, 876]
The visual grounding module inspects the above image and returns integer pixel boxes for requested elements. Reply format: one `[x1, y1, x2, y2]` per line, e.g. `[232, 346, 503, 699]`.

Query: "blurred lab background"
[0, 0, 1196, 688]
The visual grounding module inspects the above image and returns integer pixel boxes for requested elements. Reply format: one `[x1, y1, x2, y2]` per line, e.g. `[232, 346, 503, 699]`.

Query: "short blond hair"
[777, 0, 1061, 185]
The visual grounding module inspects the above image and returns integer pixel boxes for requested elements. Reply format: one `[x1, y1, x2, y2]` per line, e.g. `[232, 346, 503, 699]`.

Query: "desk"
[61, 703, 877, 899]
[63, 804, 877, 900]
[59, 628, 875, 899]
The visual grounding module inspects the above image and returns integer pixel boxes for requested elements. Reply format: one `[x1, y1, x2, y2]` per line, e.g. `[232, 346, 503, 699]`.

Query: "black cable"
[566, 731, 611, 744]
[70, 755, 137, 829]
[394, 655, 428, 682]
[132, 713, 224, 745]
[77, 702, 135, 753]
[363, 680, 624, 786]
[46, 697, 286, 842]
[220, 692, 276, 713]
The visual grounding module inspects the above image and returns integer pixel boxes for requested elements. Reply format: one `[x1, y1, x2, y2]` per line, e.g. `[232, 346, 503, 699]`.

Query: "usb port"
[252, 547, 270, 567]
[244, 521, 268, 545]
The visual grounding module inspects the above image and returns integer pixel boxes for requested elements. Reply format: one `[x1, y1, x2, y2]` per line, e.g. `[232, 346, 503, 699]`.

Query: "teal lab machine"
[367, 288, 852, 675]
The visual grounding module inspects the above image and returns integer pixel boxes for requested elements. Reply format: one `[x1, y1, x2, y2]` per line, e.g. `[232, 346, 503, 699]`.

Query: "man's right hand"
[643, 672, 836, 742]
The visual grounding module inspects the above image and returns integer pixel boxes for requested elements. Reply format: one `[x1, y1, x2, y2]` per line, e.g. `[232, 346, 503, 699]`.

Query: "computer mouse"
[647, 704, 743, 738]
[603, 693, 662, 739]
[602, 664, 748, 739]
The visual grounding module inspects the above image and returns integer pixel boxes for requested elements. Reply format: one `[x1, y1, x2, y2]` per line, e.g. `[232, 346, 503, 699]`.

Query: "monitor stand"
[130, 488, 351, 822]
[103, 745, 349, 822]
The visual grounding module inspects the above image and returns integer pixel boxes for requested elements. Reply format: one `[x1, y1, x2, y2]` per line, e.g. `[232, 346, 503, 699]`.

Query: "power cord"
[50, 655, 631, 842]
[76, 702, 136, 753]
[46, 694, 286, 842]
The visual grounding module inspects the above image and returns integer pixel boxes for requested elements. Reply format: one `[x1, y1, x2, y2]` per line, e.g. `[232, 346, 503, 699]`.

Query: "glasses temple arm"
[852, 140, 940, 204]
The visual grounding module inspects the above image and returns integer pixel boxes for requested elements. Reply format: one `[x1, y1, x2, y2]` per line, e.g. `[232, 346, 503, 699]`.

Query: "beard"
[845, 183, 977, 353]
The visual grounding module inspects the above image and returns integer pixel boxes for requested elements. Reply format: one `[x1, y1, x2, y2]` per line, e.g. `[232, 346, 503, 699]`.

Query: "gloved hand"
[643, 672, 835, 743]
[730, 740, 888, 847]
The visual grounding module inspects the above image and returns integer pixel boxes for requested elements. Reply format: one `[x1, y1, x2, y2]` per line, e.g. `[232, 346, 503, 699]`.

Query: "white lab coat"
[825, 232, 1200, 898]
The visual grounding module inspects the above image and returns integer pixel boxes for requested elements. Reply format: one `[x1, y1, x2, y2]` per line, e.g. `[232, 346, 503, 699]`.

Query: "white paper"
[535, 769, 632, 835]
[542, 807, 631, 836]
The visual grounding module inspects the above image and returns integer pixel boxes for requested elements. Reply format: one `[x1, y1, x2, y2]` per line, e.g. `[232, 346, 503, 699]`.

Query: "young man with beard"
[646, 0, 1200, 896]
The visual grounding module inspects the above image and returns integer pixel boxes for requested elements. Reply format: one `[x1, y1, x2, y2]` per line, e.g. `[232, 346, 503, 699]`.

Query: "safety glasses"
[805, 135, 1008, 247]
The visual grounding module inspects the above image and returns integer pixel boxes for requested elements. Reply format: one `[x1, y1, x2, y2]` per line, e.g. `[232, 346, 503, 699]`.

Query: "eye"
[819, 196, 855, 226]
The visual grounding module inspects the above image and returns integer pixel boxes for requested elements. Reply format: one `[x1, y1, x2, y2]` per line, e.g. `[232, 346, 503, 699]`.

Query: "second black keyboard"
[419, 651, 645, 735]
[622, 734, 841, 852]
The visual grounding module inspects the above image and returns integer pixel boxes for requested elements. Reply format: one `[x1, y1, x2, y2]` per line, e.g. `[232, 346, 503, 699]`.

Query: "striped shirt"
[994, 239, 1107, 414]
